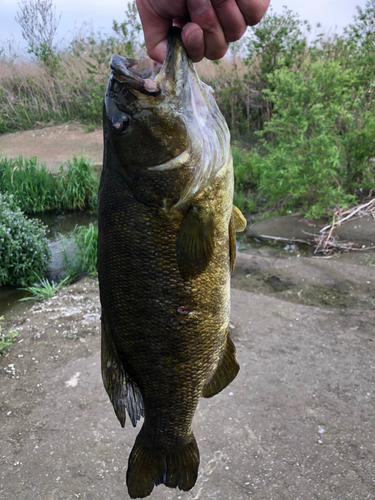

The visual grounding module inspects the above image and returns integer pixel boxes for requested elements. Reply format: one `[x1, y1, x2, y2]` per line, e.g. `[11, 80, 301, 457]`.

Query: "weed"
[362, 255, 375, 267]
[1, 2, 374, 218]
[18, 274, 70, 301]
[61, 223, 98, 279]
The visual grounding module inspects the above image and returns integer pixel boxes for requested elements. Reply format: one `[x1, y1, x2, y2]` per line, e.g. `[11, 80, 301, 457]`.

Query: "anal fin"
[101, 317, 144, 428]
[201, 333, 239, 398]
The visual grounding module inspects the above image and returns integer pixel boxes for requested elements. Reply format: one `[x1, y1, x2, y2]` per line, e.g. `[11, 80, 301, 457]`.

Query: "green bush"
[0, 193, 51, 286]
[253, 59, 371, 216]
[232, 145, 261, 212]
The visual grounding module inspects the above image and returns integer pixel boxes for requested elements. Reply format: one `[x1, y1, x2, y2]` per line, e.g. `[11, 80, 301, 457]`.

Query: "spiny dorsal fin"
[232, 205, 247, 232]
[201, 333, 239, 398]
[101, 317, 144, 428]
[177, 205, 215, 280]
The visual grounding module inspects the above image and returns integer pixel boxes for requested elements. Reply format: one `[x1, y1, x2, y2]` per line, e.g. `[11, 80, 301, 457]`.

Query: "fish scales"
[98, 27, 246, 499]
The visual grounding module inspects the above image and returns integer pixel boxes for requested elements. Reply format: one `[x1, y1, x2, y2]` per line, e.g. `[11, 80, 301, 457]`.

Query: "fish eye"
[111, 111, 131, 134]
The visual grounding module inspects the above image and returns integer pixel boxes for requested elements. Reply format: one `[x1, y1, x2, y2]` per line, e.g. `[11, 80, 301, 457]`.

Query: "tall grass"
[61, 223, 98, 279]
[0, 8, 145, 133]
[0, 154, 99, 213]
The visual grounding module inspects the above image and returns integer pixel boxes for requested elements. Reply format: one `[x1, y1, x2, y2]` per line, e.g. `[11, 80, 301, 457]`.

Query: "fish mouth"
[110, 55, 162, 96]
[110, 27, 189, 100]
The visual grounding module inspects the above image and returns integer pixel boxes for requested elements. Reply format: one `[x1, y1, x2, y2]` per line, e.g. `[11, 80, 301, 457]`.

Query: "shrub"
[232, 145, 261, 212]
[254, 59, 366, 216]
[0, 193, 51, 286]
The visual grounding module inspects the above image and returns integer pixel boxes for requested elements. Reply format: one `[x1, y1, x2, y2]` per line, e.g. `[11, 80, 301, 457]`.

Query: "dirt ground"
[1, 125, 375, 499]
[0, 123, 103, 173]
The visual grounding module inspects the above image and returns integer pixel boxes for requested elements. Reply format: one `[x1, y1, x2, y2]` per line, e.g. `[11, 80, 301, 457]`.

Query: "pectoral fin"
[201, 333, 239, 398]
[229, 217, 236, 273]
[232, 205, 247, 232]
[177, 205, 215, 280]
[229, 205, 247, 272]
[101, 316, 144, 428]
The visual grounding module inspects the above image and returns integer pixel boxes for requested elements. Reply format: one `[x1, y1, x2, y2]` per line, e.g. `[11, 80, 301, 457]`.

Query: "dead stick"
[320, 198, 375, 232]
[252, 234, 311, 245]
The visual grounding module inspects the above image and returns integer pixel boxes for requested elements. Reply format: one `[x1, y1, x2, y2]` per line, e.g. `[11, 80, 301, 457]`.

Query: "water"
[0, 211, 97, 319]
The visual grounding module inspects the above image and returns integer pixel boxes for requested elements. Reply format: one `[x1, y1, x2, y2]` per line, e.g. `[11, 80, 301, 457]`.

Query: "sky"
[0, 0, 368, 52]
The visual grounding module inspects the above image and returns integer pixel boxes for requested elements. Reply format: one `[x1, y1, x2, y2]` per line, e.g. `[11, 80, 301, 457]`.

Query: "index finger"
[236, 0, 271, 25]
[136, 0, 172, 63]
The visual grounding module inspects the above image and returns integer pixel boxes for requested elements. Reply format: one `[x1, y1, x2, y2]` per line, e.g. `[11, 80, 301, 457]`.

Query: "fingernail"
[189, 0, 209, 15]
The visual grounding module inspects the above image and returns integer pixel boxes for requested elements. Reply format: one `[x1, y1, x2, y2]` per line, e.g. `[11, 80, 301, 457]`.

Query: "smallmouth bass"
[98, 27, 247, 499]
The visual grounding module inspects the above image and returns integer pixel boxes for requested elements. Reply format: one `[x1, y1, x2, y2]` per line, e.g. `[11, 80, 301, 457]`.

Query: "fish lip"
[110, 55, 162, 97]
[109, 28, 189, 101]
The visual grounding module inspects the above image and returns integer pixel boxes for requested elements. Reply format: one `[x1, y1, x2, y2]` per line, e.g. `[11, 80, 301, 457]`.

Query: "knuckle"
[246, 13, 263, 26]
[206, 45, 228, 60]
[225, 26, 246, 43]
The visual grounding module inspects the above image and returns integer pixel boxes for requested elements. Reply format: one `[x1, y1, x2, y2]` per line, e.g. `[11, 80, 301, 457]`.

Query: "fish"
[97, 27, 247, 499]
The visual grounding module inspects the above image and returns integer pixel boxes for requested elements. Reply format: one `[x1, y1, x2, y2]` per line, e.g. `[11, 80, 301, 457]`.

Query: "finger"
[236, 0, 270, 26]
[187, 0, 229, 60]
[136, 0, 172, 63]
[211, 0, 246, 42]
[181, 23, 205, 62]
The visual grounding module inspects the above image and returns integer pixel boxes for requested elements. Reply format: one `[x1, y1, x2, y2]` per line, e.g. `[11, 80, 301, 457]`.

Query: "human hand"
[136, 0, 271, 63]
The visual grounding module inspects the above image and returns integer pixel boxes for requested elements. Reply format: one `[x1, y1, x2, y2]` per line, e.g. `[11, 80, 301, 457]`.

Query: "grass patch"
[0, 316, 19, 355]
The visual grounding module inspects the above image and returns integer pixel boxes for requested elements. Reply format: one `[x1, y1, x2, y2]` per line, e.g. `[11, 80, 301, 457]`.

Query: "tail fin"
[126, 428, 200, 498]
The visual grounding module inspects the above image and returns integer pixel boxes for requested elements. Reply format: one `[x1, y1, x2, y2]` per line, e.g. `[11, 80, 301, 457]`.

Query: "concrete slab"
[247, 214, 375, 247]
